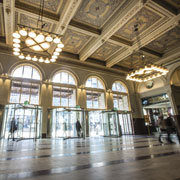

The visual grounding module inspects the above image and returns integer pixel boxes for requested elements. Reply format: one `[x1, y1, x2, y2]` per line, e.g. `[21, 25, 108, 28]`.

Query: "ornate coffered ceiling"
[115, 7, 162, 41]
[90, 42, 122, 61]
[73, 0, 125, 28]
[18, 0, 65, 14]
[119, 52, 158, 68]
[61, 29, 91, 54]
[1, 0, 180, 74]
[146, 26, 180, 53]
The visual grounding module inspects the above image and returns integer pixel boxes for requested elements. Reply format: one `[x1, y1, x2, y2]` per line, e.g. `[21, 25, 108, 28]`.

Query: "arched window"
[52, 71, 77, 107]
[85, 76, 105, 109]
[112, 81, 127, 93]
[52, 71, 76, 85]
[112, 81, 129, 111]
[9, 65, 41, 105]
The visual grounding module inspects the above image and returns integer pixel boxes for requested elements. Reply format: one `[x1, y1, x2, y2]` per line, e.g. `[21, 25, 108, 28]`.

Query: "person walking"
[76, 120, 82, 138]
[9, 118, 17, 141]
[165, 113, 175, 143]
[158, 115, 167, 143]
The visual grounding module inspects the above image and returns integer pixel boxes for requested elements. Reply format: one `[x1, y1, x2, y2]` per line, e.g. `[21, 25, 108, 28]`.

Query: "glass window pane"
[13, 67, 23, 78]
[53, 74, 60, 83]
[69, 75, 75, 85]
[53, 86, 60, 106]
[30, 83, 39, 104]
[9, 81, 21, 103]
[98, 80, 104, 89]
[32, 69, 40, 80]
[86, 78, 92, 87]
[23, 66, 32, 79]
[61, 72, 68, 84]
[92, 78, 97, 88]
[112, 82, 127, 93]
[20, 82, 31, 103]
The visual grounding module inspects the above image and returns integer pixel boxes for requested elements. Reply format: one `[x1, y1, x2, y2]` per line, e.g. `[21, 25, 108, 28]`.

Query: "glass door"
[1, 104, 42, 139]
[50, 108, 85, 138]
[88, 111, 104, 137]
[103, 111, 120, 137]
[119, 113, 133, 134]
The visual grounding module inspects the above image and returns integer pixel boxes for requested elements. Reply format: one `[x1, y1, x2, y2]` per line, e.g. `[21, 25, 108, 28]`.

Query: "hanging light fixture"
[12, 0, 64, 64]
[126, 24, 168, 82]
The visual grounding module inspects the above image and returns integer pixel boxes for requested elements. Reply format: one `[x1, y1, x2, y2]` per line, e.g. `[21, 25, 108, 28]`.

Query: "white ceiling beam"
[79, 0, 144, 62]
[106, 14, 180, 67]
[3, 0, 15, 45]
[48, 0, 82, 54]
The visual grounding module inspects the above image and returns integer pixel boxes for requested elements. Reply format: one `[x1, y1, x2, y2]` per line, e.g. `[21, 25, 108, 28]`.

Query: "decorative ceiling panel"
[19, 14, 52, 31]
[62, 29, 91, 54]
[118, 53, 158, 69]
[115, 7, 161, 41]
[90, 42, 121, 61]
[73, 0, 124, 28]
[18, 0, 65, 14]
[165, 0, 180, 8]
[146, 26, 180, 53]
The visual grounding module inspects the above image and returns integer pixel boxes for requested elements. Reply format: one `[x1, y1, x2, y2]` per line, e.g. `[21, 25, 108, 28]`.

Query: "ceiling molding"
[15, 0, 59, 21]
[79, 0, 144, 62]
[156, 46, 180, 65]
[106, 13, 180, 67]
[3, 0, 15, 45]
[48, 0, 82, 54]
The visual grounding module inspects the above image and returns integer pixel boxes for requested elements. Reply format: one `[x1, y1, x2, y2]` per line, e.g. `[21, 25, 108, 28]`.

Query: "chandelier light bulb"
[35, 33, 45, 43]
[19, 53, 25, 59]
[57, 42, 64, 48]
[53, 52, 59, 56]
[13, 48, 20, 52]
[13, 31, 20, 38]
[26, 55, 31, 60]
[53, 37, 60, 44]
[28, 31, 36, 38]
[39, 57, 44, 62]
[46, 35, 53, 42]
[13, 38, 21, 43]
[32, 56, 38, 61]
[13, 43, 20, 48]
[41, 42, 50, 49]
[13, 52, 20, 56]
[52, 55, 58, 59]
[32, 45, 42, 51]
[19, 28, 27, 36]
[55, 48, 62, 52]
[50, 59, 56, 62]
[45, 58, 50, 63]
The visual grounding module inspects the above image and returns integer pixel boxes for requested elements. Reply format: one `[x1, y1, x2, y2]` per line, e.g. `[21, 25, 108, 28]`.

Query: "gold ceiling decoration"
[126, 24, 168, 82]
[12, 0, 64, 64]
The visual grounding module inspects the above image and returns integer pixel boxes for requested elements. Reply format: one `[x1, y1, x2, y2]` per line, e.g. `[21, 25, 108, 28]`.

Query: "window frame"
[85, 76, 106, 110]
[51, 71, 77, 108]
[112, 81, 130, 112]
[9, 65, 42, 105]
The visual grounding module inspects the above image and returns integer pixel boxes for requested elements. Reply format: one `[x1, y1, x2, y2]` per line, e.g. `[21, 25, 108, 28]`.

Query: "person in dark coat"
[9, 118, 17, 141]
[76, 120, 82, 138]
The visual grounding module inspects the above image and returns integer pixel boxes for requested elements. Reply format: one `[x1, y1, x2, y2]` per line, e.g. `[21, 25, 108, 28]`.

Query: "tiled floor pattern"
[0, 136, 180, 180]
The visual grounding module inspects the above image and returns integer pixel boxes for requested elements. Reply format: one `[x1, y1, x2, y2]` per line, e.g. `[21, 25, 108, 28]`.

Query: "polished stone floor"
[0, 135, 180, 180]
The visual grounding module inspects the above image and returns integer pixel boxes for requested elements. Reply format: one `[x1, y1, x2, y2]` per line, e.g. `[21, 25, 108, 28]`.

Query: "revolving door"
[50, 108, 85, 138]
[1, 104, 42, 140]
[88, 110, 121, 137]
[102, 111, 121, 137]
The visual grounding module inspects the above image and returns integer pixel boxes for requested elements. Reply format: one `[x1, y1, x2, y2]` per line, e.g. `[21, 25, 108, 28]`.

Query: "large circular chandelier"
[126, 64, 168, 82]
[12, 0, 64, 64]
[12, 26, 64, 64]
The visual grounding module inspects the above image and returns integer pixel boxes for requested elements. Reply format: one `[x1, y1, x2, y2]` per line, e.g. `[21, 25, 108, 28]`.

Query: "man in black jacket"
[76, 120, 82, 138]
